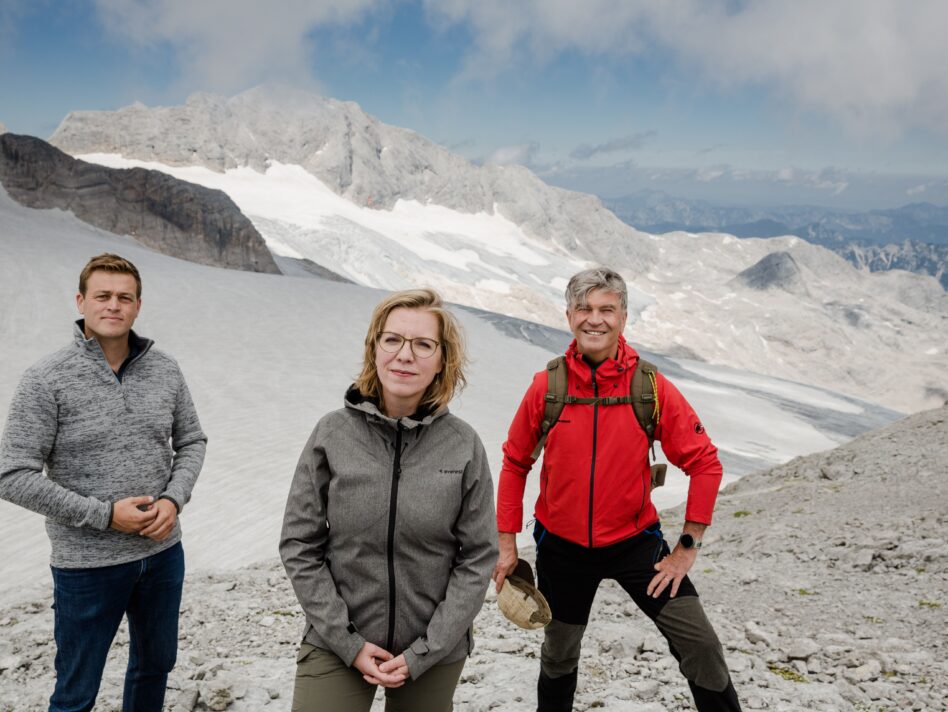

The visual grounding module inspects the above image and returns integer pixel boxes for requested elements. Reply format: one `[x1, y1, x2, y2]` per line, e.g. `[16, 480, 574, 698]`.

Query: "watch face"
[679, 534, 695, 549]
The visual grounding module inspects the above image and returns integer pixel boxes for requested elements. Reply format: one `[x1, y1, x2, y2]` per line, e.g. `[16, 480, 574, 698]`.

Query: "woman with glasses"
[280, 288, 498, 712]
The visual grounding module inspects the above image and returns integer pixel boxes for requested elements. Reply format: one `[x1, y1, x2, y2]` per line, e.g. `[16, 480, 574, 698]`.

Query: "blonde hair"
[355, 288, 468, 412]
[79, 253, 142, 297]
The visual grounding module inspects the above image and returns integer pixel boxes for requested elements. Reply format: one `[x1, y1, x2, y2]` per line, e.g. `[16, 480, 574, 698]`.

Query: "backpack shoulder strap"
[630, 358, 660, 448]
[631, 358, 667, 489]
[529, 356, 569, 461]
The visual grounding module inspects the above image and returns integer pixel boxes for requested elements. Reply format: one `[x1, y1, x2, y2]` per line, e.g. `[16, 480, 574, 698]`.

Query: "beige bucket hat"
[498, 559, 552, 630]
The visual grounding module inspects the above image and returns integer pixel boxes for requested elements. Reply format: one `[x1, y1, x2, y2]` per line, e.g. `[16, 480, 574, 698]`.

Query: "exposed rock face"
[50, 85, 657, 273]
[0, 133, 279, 274]
[843, 240, 947, 290]
[733, 250, 808, 294]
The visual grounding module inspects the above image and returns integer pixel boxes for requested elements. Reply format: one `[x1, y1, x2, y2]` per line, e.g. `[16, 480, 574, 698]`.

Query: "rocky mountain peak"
[733, 250, 808, 294]
[49, 85, 658, 273]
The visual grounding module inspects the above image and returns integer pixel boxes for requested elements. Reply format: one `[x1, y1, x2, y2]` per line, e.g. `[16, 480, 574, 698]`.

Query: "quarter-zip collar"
[72, 319, 153, 381]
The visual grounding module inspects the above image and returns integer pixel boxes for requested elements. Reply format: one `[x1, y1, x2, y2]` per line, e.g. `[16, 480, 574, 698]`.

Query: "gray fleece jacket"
[280, 388, 498, 680]
[0, 321, 207, 568]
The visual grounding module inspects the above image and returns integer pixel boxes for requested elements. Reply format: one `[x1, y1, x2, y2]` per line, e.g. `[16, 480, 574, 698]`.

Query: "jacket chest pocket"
[397, 466, 465, 540]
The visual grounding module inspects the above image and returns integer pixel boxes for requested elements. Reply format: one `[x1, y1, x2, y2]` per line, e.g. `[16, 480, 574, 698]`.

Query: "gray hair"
[565, 267, 628, 311]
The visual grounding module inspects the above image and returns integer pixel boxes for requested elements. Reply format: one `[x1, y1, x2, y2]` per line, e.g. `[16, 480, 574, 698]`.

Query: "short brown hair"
[78, 253, 142, 297]
[354, 288, 468, 412]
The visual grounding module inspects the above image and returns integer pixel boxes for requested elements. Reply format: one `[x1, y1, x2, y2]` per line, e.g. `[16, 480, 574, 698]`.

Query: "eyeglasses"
[377, 332, 440, 359]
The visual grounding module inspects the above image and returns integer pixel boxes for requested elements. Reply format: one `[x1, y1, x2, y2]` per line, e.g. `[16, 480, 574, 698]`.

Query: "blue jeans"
[49, 542, 185, 712]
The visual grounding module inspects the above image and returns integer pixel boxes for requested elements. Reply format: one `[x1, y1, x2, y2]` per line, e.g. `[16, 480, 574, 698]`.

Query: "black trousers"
[534, 521, 741, 712]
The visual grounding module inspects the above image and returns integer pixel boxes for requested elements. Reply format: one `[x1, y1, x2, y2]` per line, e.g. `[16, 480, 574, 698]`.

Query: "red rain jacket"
[497, 336, 723, 548]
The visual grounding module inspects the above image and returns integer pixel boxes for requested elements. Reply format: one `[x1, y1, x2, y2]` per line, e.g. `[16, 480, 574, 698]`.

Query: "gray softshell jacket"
[280, 388, 498, 679]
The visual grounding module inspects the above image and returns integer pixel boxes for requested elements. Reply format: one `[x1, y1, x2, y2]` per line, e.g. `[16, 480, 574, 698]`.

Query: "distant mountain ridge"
[0, 133, 278, 274]
[604, 191, 948, 288]
[51, 85, 656, 274]
[44, 87, 948, 412]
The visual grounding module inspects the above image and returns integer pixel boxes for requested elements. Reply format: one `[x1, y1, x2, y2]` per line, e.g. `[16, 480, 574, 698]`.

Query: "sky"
[1, 0, 947, 210]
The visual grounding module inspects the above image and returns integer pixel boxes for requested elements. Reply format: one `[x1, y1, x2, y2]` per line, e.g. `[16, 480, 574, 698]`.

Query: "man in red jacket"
[493, 267, 741, 712]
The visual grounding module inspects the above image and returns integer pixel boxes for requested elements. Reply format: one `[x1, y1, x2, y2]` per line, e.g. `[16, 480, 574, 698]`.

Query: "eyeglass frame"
[376, 331, 441, 359]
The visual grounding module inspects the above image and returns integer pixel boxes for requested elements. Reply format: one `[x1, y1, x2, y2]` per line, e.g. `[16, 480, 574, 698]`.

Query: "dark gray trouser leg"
[540, 619, 586, 678]
[654, 596, 730, 692]
[537, 620, 586, 712]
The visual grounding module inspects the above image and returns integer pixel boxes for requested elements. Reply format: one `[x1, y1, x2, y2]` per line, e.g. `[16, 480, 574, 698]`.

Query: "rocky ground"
[1, 406, 945, 711]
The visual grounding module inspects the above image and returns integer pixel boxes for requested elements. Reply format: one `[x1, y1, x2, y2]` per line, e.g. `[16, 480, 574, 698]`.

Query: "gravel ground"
[1, 406, 945, 711]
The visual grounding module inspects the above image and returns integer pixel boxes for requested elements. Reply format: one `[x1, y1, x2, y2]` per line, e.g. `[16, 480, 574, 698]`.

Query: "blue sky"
[2, 0, 947, 210]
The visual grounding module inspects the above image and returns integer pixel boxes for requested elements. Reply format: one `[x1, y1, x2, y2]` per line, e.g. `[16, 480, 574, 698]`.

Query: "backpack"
[529, 356, 668, 490]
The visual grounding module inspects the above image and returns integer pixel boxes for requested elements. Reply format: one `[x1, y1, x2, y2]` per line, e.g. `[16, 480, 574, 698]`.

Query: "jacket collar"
[565, 334, 640, 384]
[72, 319, 154, 363]
[344, 385, 446, 430]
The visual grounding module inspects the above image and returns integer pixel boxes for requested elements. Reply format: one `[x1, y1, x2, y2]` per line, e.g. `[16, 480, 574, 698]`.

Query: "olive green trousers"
[291, 643, 466, 712]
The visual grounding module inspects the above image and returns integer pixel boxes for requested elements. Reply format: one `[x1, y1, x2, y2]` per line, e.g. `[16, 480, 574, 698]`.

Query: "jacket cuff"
[101, 500, 114, 531]
[685, 473, 721, 525]
[496, 506, 524, 533]
[337, 631, 367, 669]
[158, 494, 181, 513]
[402, 637, 433, 680]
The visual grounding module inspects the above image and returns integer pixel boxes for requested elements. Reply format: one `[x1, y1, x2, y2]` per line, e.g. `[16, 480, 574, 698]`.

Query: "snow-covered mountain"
[49, 87, 947, 412]
[51, 85, 649, 272]
[0, 186, 898, 603]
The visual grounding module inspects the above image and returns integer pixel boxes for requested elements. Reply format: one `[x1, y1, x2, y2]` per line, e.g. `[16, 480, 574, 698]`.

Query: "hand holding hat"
[497, 558, 552, 630]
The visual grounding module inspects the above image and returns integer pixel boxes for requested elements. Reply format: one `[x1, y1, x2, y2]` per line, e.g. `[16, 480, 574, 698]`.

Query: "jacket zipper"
[385, 423, 403, 652]
[588, 369, 599, 548]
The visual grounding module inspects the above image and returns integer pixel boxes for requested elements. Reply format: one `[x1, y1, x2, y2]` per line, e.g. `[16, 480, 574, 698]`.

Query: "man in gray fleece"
[0, 253, 207, 712]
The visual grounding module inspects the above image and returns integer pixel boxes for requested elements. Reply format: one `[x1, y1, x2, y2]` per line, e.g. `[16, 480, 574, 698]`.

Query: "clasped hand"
[353, 642, 409, 688]
[110, 496, 177, 541]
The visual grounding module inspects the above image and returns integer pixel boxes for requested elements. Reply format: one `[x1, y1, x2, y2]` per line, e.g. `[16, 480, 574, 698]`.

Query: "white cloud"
[696, 166, 727, 182]
[570, 131, 656, 161]
[92, 0, 380, 92]
[484, 141, 540, 166]
[423, 0, 948, 137]
[767, 166, 848, 194]
[906, 184, 927, 196]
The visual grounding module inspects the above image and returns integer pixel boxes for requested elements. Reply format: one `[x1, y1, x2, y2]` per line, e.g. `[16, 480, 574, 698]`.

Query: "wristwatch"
[678, 533, 703, 550]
